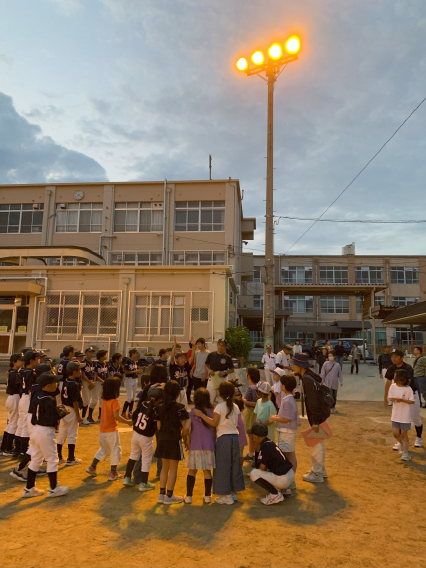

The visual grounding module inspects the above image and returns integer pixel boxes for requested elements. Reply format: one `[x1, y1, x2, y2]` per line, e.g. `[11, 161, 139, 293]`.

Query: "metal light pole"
[236, 38, 301, 351]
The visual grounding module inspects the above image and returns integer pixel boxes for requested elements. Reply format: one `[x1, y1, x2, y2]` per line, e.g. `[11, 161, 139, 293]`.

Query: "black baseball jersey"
[29, 384, 58, 415]
[32, 392, 62, 428]
[169, 362, 191, 390]
[20, 367, 37, 395]
[154, 402, 189, 441]
[205, 352, 234, 374]
[61, 378, 82, 408]
[123, 358, 138, 377]
[57, 357, 71, 380]
[132, 401, 157, 437]
[82, 358, 95, 381]
[94, 360, 108, 381]
[108, 363, 124, 377]
[7, 369, 21, 396]
[257, 438, 293, 476]
[385, 363, 416, 392]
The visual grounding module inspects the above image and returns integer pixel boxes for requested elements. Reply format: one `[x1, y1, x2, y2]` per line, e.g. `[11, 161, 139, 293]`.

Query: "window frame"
[55, 203, 102, 233]
[319, 266, 349, 284]
[320, 295, 350, 314]
[0, 204, 44, 234]
[174, 201, 225, 232]
[281, 266, 313, 284]
[284, 295, 314, 314]
[390, 266, 419, 284]
[114, 202, 164, 233]
[354, 266, 384, 284]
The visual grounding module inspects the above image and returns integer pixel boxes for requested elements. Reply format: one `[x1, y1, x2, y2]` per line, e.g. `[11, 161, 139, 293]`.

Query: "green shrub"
[225, 326, 253, 359]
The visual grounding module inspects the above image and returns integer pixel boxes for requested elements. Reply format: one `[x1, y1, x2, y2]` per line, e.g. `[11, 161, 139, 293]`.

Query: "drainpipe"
[162, 179, 168, 265]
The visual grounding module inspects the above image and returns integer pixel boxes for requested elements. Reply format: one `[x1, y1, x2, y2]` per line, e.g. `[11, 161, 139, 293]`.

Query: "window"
[391, 297, 420, 307]
[284, 296, 314, 313]
[253, 268, 261, 283]
[110, 252, 162, 266]
[175, 201, 225, 232]
[390, 267, 419, 284]
[132, 294, 185, 337]
[171, 251, 226, 265]
[249, 331, 263, 344]
[355, 266, 384, 284]
[284, 331, 314, 344]
[0, 204, 44, 234]
[55, 203, 102, 233]
[395, 327, 423, 345]
[320, 296, 350, 314]
[375, 296, 385, 306]
[281, 266, 312, 284]
[356, 297, 362, 314]
[191, 307, 209, 322]
[319, 266, 348, 284]
[114, 203, 163, 233]
[253, 295, 263, 310]
[44, 257, 88, 266]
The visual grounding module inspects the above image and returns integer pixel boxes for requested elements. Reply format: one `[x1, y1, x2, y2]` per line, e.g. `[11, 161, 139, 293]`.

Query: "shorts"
[244, 407, 255, 432]
[154, 438, 184, 461]
[278, 430, 297, 452]
[392, 421, 411, 430]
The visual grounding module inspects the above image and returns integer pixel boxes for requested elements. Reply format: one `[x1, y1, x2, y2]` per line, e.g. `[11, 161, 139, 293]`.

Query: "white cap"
[272, 367, 285, 377]
[258, 381, 272, 395]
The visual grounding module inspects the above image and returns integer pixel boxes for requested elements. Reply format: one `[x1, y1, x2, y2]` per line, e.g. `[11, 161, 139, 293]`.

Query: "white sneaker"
[82, 418, 90, 425]
[58, 458, 66, 465]
[415, 438, 423, 448]
[231, 492, 238, 502]
[22, 486, 44, 498]
[215, 495, 234, 505]
[321, 467, 328, 478]
[66, 458, 82, 466]
[282, 488, 292, 496]
[157, 494, 165, 503]
[184, 495, 192, 504]
[203, 495, 212, 503]
[392, 442, 401, 452]
[164, 494, 183, 504]
[48, 485, 69, 497]
[290, 480, 297, 489]
[303, 471, 324, 483]
[261, 492, 284, 505]
[401, 453, 411, 461]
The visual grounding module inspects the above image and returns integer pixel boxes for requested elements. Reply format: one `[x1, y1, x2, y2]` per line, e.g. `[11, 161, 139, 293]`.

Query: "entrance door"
[0, 307, 15, 355]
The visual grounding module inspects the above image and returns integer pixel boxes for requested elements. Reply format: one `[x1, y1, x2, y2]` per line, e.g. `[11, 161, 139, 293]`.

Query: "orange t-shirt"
[100, 399, 121, 433]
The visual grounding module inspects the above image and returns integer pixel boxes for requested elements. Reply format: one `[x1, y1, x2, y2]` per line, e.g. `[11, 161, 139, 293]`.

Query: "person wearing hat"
[290, 352, 330, 483]
[21, 372, 70, 498]
[254, 382, 278, 440]
[169, 335, 196, 409]
[270, 367, 286, 408]
[15, 351, 39, 457]
[205, 338, 234, 404]
[81, 347, 96, 425]
[57, 345, 75, 381]
[385, 349, 423, 450]
[261, 345, 276, 387]
[248, 423, 294, 505]
[1, 354, 24, 456]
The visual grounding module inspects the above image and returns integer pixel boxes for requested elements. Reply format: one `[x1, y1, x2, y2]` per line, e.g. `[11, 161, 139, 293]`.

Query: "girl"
[293, 340, 302, 354]
[242, 368, 260, 462]
[86, 376, 132, 480]
[320, 350, 343, 413]
[389, 369, 415, 461]
[317, 346, 329, 373]
[1, 354, 24, 456]
[154, 380, 190, 504]
[194, 381, 245, 505]
[184, 388, 216, 504]
[254, 382, 278, 441]
[123, 383, 164, 492]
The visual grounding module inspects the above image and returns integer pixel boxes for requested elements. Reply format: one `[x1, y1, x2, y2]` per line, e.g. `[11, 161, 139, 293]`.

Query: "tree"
[225, 326, 253, 359]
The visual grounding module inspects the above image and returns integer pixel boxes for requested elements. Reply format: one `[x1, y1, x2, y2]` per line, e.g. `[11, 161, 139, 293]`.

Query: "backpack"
[305, 374, 333, 421]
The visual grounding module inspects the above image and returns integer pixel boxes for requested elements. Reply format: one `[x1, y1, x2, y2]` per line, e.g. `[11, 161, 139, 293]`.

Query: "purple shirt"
[189, 408, 216, 451]
[278, 394, 301, 431]
[245, 384, 258, 402]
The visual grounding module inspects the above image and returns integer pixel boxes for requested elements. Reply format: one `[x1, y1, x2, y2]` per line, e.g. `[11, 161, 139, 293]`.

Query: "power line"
[276, 216, 426, 224]
[284, 94, 426, 254]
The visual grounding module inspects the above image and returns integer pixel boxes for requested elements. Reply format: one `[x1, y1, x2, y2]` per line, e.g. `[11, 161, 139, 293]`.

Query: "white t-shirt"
[293, 344, 302, 353]
[262, 353, 276, 371]
[214, 401, 239, 438]
[275, 351, 291, 375]
[194, 350, 210, 377]
[389, 384, 414, 423]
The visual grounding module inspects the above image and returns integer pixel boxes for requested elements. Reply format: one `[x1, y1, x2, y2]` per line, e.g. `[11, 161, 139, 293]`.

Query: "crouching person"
[249, 423, 294, 506]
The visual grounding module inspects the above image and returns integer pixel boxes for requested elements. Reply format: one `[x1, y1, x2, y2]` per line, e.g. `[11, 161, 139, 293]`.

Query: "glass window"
[0, 204, 44, 234]
[395, 327, 423, 344]
[281, 266, 312, 284]
[391, 297, 420, 307]
[390, 267, 419, 284]
[252, 268, 261, 283]
[113, 203, 163, 233]
[319, 266, 348, 284]
[110, 251, 163, 266]
[253, 295, 263, 310]
[171, 251, 227, 266]
[320, 296, 350, 314]
[174, 201, 225, 232]
[355, 266, 384, 284]
[284, 296, 314, 313]
[375, 296, 385, 306]
[55, 203, 102, 233]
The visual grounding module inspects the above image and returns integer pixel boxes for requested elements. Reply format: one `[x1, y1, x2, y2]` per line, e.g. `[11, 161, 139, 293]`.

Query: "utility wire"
[284, 95, 426, 254]
[276, 216, 426, 224]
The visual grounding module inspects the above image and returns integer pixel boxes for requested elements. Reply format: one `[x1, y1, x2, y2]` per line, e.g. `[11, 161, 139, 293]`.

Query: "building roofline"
[0, 179, 241, 188]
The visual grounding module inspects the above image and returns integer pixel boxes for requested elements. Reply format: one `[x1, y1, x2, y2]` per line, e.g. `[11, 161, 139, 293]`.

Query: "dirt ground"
[1, 389, 426, 568]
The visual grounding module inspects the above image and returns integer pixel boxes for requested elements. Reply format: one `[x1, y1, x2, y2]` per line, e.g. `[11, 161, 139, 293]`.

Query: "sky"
[0, 0, 426, 256]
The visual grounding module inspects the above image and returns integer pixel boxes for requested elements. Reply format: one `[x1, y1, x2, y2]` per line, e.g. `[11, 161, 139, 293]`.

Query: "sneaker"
[58, 457, 66, 465]
[415, 438, 423, 448]
[203, 495, 212, 503]
[123, 476, 134, 487]
[120, 412, 127, 420]
[87, 417, 96, 424]
[392, 442, 401, 452]
[10, 469, 27, 482]
[231, 492, 238, 502]
[321, 467, 328, 478]
[184, 495, 193, 504]
[302, 471, 324, 483]
[401, 453, 412, 461]
[282, 488, 292, 496]
[261, 492, 284, 505]
[82, 418, 90, 425]
[139, 482, 155, 492]
[157, 494, 165, 503]
[108, 472, 123, 482]
[66, 458, 82, 466]
[215, 495, 234, 505]
[96, 417, 101, 423]
[164, 494, 183, 504]
[243, 454, 254, 461]
[2, 450, 14, 456]
[86, 465, 97, 476]
[22, 486, 44, 498]
[47, 485, 69, 497]
[127, 413, 133, 420]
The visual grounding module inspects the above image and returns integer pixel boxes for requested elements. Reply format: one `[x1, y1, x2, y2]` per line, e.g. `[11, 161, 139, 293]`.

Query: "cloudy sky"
[1, 0, 425, 256]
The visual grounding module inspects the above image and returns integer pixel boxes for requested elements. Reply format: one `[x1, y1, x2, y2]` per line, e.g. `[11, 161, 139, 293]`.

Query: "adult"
[350, 343, 361, 374]
[384, 349, 423, 449]
[413, 346, 426, 408]
[205, 339, 234, 404]
[310, 340, 319, 372]
[261, 345, 276, 386]
[291, 352, 330, 483]
[275, 344, 293, 373]
[335, 341, 345, 369]
[378, 346, 392, 380]
[324, 339, 333, 352]
[320, 350, 342, 414]
[317, 347, 328, 373]
[192, 338, 210, 392]
[293, 340, 303, 354]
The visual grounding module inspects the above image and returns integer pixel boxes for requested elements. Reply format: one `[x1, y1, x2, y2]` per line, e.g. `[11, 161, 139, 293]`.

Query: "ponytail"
[218, 381, 236, 419]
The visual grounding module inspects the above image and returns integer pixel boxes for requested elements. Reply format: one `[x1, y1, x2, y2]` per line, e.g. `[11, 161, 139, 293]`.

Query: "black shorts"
[154, 439, 184, 461]
[193, 376, 208, 391]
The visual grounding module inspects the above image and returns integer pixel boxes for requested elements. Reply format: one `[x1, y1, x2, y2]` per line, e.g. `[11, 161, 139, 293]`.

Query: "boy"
[1, 354, 24, 456]
[57, 345, 75, 380]
[122, 348, 142, 419]
[56, 361, 84, 466]
[15, 350, 39, 457]
[192, 338, 210, 392]
[249, 423, 294, 505]
[88, 350, 108, 423]
[169, 335, 195, 408]
[81, 346, 96, 424]
[156, 349, 168, 368]
[22, 372, 70, 498]
[108, 352, 124, 377]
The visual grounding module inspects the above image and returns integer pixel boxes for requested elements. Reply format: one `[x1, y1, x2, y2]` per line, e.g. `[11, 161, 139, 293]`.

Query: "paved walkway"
[338, 361, 385, 401]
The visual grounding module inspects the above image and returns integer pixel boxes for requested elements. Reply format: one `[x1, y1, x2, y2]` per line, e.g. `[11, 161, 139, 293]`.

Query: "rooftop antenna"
[209, 154, 212, 180]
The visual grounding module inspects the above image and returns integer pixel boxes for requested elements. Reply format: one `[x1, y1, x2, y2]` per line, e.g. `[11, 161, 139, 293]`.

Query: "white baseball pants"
[129, 432, 154, 472]
[89, 382, 103, 409]
[5, 393, 20, 435]
[207, 380, 220, 405]
[29, 425, 59, 473]
[56, 410, 79, 445]
[94, 431, 122, 466]
[177, 389, 188, 409]
[16, 394, 30, 438]
[82, 382, 93, 407]
[250, 467, 295, 490]
[264, 369, 274, 386]
[124, 377, 137, 403]
[411, 392, 422, 428]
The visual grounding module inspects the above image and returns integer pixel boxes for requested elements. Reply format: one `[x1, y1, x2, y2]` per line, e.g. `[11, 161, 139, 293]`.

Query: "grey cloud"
[0, 54, 13, 65]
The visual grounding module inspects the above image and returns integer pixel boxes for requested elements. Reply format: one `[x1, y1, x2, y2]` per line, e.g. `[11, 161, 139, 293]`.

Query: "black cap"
[35, 363, 53, 377]
[67, 361, 85, 374]
[10, 353, 24, 364]
[217, 338, 227, 345]
[74, 351, 83, 357]
[175, 352, 186, 359]
[23, 350, 39, 362]
[38, 372, 61, 388]
[247, 423, 268, 437]
[392, 349, 405, 358]
[84, 346, 95, 353]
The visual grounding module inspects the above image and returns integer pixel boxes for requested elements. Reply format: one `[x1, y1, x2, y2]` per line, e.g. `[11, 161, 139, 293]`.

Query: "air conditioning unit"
[59, 204, 67, 210]
[111, 296, 119, 306]
[32, 203, 41, 210]
[153, 203, 164, 210]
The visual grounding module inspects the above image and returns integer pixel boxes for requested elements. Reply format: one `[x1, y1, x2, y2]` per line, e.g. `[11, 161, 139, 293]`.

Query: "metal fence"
[127, 291, 214, 343]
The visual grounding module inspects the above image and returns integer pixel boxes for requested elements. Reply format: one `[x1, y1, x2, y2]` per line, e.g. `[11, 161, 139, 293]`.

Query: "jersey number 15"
[134, 413, 147, 430]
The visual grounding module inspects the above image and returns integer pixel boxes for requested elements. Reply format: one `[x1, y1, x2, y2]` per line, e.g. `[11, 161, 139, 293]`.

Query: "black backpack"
[305, 374, 333, 421]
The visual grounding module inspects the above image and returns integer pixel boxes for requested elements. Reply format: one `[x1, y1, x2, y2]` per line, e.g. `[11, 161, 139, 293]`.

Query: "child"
[1, 354, 24, 456]
[81, 346, 96, 425]
[108, 352, 124, 378]
[154, 380, 190, 504]
[234, 397, 248, 466]
[88, 350, 109, 423]
[169, 335, 195, 409]
[86, 376, 132, 480]
[122, 348, 142, 419]
[21, 372, 71, 498]
[184, 388, 216, 504]
[15, 350, 39, 457]
[56, 361, 84, 466]
[123, 383, 164, 491]
[271, 367, 285, 409]
[254, 382, 278, 441]
[320, 350, 342, 413]
[242, 368, 260, 462]
[389, 369, 415, 461]
[194, 381, 245, 505]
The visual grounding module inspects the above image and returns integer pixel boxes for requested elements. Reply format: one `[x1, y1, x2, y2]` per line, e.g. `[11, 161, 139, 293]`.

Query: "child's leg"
[392, 427, 402, 442]
[186, 468, 197, 497]
[202, 469, 213, 497]
[284, 451, 297, 472]
[247, 433, 255, 456]
[140, 436, 154, 484]
[125, 434, 141, 479]
[166, 460, 179, 493]
[109, 432, 122, 473]
[159, 459, 170, 493]
[401, 430, 409, 454]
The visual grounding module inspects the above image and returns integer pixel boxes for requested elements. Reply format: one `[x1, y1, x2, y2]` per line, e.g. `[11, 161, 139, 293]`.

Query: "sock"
[128, 401, 134, 414]
[111, 464, 117, 474]
[82, 405, 88, 418]
[98, 408, 102, 420]
[415, 425, 423, 439]
[91, 457, 100, 469]
[48, 471, 57, 490]
[160, 487, 166, 495]
[204, 477, 212, 497]
[167, 489, 173, 498]
[125, 458, 136, 479]
[88, 407, 94, 420]
[12, 435, 20, 454]
[26, 468, 37, 490]
[57, 443, 63, 459]
[20, 437, 30, 455]
[255, 477, 278, 495]
[186, 474, 196, 497]
[18, 453, 31, 471]
[68, 444, 75, 461]
[141, 471, 149, 484]
[122, 401, 129, 415]
[0, 431, 8, 452]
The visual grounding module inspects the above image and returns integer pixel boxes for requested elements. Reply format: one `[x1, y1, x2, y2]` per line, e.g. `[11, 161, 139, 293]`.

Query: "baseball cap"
[74, 350, 83, 357]
[258, 381, 272, 395]
[35, 363, 53, 377]
[175, 352, 186, 359]
[247, 423, 268, 437]
[23, 350, 40, 362]
[392, 349, 404, 358]
[148, 383, 165, 400]
[38, 372, 61, 388]
[84, 346, 95, 353]
[217, 338, 227, 345]
[283, 344, 293, 351]
[271, 367, 285, 377]
[265, 344, 272, 348]
[67, 361, 85, 374]
[10, 353, 24, 364]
